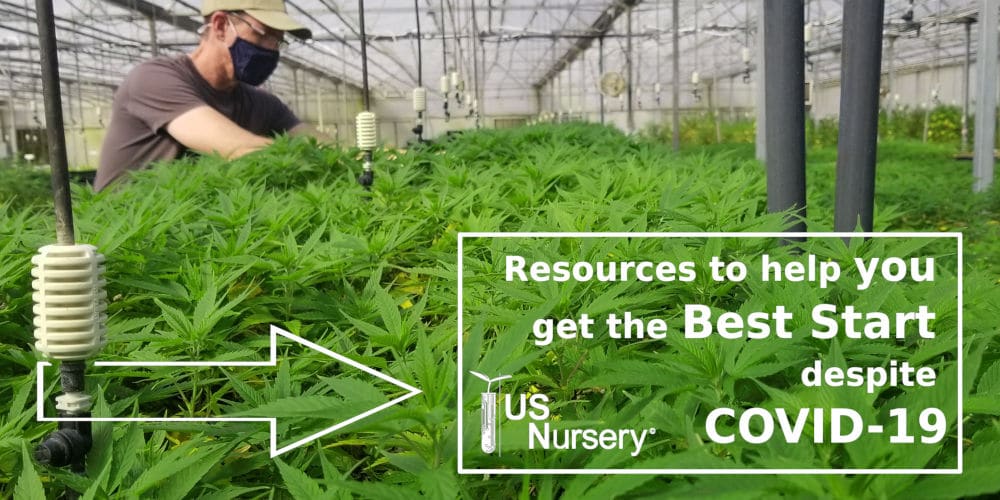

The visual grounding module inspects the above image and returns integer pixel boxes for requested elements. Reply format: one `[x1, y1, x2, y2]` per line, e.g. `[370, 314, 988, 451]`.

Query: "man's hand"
[166, 105, 272, 158]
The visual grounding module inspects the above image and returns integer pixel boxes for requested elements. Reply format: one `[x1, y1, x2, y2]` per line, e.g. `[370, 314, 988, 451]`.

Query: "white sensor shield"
[31, 244, 107, 360]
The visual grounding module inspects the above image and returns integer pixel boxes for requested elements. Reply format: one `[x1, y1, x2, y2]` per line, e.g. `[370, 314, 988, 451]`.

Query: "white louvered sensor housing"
[413, 87, 427, 112]
[356, 111, 377, 151]
[32, 244, 107, 360]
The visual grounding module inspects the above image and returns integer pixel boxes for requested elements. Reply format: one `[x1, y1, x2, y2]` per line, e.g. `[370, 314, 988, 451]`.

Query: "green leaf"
[130, 439, 231, 498]
[14, 441, 45, 500]
[417, 467, 459, 499]
[965, 395, 1000, 415]
[111, 422, 145, 493]
[85, 388, 114, 493]
[976, 360, 1000, 396]
[153, 441, 236, 500]
[231, 395, 384, 419]
[195, 486, 272, 500]
[154, 298, 193, 336]
[275, 458, 325, 498]
[81, 458, 112, 500]
[576, 474, 653, 500]
[900, 441, 1000, 498]
[6, 377, 31, 423]
[222, 369, 267, 409]
[320, 376, 386, 403]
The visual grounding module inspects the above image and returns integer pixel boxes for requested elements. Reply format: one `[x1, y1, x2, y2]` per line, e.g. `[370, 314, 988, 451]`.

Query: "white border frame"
[457, 232, 963, 475]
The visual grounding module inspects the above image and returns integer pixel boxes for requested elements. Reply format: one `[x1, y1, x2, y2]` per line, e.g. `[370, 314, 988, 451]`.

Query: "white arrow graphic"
[37, 324, 422, 458]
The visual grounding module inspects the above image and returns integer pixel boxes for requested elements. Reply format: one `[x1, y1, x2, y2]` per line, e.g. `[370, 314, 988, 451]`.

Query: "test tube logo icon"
[470, 371, 512, 455]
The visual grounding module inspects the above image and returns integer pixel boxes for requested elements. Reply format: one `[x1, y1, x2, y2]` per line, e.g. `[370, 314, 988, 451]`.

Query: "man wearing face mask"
[95, 0, 324, 191]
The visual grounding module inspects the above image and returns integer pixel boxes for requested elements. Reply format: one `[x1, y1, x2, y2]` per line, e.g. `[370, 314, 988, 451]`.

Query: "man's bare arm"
[166, 105, 272, 158]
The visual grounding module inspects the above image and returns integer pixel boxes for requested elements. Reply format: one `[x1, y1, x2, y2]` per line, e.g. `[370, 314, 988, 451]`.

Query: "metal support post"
[7, 51, 18, 158]
[755, 0, 767, 161]
[961, 19, 971, 152]
[148, 15, 159, 57]
[0, 102, 9, 159]
[973, 0, 998, 192]
[709, 80, 721, 143]
[599, 36, 605, 124]
[729, 76, 736, 121]
[671, 0, 680, 150]
[886, 35, 895, 118]
[316, 78, 324, 132]
[812, 54, 820, 131]
[292, 69, 301, 115]
[626, 5, 634, 133]
[763, 0, 806, 235]
[834, 0, 885, 233]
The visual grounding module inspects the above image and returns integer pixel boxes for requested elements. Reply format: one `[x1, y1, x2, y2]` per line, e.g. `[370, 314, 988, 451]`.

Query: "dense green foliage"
[642, 104, 989, 149]
[1, 124, 998, 498]
[0, 162, 53, 211]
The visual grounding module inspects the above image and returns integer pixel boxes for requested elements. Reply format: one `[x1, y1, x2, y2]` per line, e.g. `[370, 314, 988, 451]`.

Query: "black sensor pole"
[34, 0, 93, 498]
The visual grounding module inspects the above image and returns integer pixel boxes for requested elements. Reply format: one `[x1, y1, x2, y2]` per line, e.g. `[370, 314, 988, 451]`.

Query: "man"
[95, 0, 324, 191]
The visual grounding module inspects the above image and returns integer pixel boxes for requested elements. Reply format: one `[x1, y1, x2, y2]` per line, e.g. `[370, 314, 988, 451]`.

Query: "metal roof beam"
[532, 0, 639, 89]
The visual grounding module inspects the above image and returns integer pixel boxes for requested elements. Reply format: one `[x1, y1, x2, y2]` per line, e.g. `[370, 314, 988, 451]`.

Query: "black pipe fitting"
[36, 359, 92, 497]
[358, 170, 374, 188]
[35, 421, 92, 469]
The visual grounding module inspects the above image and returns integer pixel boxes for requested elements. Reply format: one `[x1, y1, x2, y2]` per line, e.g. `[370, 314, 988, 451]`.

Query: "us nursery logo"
[469, 370, 655, 458]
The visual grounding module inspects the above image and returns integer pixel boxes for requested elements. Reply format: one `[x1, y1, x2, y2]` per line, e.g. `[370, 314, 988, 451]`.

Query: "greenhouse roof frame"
[0, 0, 990, 115]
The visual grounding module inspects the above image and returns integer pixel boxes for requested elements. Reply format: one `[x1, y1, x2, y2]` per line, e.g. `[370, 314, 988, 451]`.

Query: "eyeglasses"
[228, 14, 288, 51]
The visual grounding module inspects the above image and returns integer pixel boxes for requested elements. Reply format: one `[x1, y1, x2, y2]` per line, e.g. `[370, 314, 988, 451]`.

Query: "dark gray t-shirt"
[94, 55, 299, 191]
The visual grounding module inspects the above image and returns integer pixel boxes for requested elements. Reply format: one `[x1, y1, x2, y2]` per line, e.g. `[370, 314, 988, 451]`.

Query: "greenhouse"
[2, 0, 999, 498]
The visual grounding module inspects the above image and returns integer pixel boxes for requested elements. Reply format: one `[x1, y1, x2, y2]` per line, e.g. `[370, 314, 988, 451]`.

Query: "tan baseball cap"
[201, 0, 312, 40]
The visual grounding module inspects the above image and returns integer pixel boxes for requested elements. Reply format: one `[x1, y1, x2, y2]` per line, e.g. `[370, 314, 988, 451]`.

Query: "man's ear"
[209, 11, 229, 41]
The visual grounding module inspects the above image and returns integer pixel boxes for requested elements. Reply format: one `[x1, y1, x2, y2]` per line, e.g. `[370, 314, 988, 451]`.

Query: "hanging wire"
[744, 0, 750, 47]
[742, 0, 751, 83]
[340, 40, 348, 143]
[446, 0, 464, 106]
[440, 0, 447, 72]
[655, 2, 661, 107]
[355, 0, 375, 189]
[692, 0, 702, 101]
[470, 0, 480, 124]
[922, 0, 943, 142]
[439, 0, 449, 121]
[22, 0, 38, 111]
[579, 50, 585, 118]
[415, 0, 422, 87]
[412, 0, 426, 140]
[693, 0, 698, 67]
[358, 0, 370, 111]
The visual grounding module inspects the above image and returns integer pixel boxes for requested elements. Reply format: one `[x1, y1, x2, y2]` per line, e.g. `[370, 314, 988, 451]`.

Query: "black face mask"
[229, 36, 279, 86]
